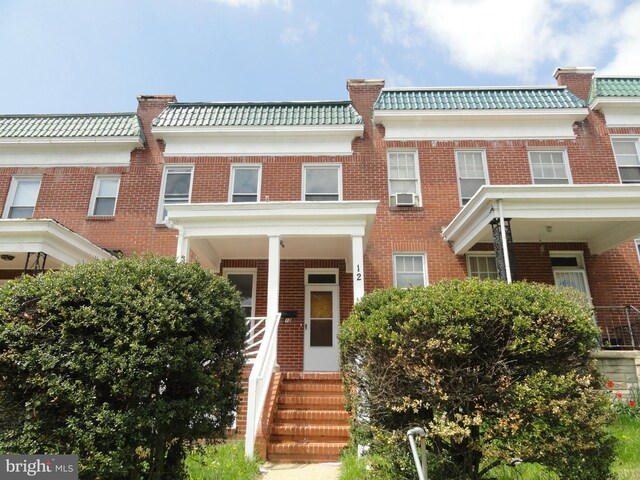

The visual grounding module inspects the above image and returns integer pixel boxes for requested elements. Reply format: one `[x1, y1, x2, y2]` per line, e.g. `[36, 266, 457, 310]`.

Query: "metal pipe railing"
[595, 306, 640, 350]
[407, 427, 428, 480]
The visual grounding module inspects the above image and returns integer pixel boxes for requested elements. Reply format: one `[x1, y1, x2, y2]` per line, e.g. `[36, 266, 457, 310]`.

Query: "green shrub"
[340, 279, 616, 480]
[0, 256, 246, 480]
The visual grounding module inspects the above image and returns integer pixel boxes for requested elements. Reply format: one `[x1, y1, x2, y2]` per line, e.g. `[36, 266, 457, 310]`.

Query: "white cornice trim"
[152, 125, 364, 135]
[0, 136, 144, 147]
[374, 108, 588, 119]
[590, 97, 640, 110]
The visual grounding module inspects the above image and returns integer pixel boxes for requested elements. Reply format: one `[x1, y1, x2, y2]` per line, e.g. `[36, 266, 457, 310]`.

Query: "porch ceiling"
[0, 218, 115, 269]
[165, 201, 379, 270]
[443, 185, 640, 255]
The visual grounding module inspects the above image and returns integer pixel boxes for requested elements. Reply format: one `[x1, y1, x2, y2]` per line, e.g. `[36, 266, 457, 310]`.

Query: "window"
[456, 150, 488, 205]
[303, 165, 341, 201]
[89, 175, 120, 216]
[611, 138, 640, 183]
[225, 269, 257, 318]
[229, 165, 261, 202]
[157, 166, 193, 222]
[388, 151, 420, 206]
[550, 252, 591, 298]
[529, 151, 571, 184]
[635, 239, 640, 263]
[467, 254, 498, 280]
[393, 253, 427, 287]
[3, 176, 41, 219]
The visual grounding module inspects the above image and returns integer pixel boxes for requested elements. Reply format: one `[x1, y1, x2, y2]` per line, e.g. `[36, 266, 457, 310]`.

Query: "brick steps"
[267, 372, 349, 463]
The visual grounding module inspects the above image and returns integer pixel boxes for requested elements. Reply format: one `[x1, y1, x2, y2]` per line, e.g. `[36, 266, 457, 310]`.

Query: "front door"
[304, 284, 340, 372]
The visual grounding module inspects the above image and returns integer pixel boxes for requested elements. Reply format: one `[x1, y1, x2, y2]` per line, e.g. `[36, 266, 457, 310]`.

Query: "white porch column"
[267, 235, 281, 318]
[175, 227, 190, 262]
[498, 200, 512, 283]
[352, 235, 365, 303]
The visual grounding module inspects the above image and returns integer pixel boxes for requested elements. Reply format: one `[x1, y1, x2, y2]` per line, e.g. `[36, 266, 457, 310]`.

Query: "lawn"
[339, 416, 640, 480]
[185, 441, 260, 480]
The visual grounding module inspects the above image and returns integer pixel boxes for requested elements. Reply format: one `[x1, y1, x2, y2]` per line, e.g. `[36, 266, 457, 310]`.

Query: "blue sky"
[1, 0, 639, 114]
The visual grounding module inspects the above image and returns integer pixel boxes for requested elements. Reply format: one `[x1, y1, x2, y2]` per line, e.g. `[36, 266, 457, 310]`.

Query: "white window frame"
[635, 239, 640, 264]
[228, 164, 262, 203]
[455, 149, 489, 206]
[387, 150, 421, 207]
[224, 268, 258, 318]
[3, 175, 42, 219]
[527, 149, 572, 185]
[466, 253, 498, 280]
[550, 251, 591, 298]
[305, 268, 339, 286]
[302, 164, 342, 202]
[393, 253, 428, 287]
[610, 136, 640, 184]
[88, 174, 121, 217]
[156, 165, 194, 223]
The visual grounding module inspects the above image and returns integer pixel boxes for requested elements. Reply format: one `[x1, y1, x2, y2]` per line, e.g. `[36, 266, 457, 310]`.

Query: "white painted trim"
[267, 235, 280, 319]
[375, 108, 587, 119]
[610, 136, 640, 184]
[466, 252, 498, 279]
[88, 174, 121, 217]
[0, 136, 143, 147]
[156, 164, 194, 224]
[387, 150, 421, 207]
[351, 235, 365, 302]
[224, 268, 258, 318]
[228, 164, 262, 203]
[549, 250, 586, 269]
[0, 218, 114, 264]
[455, 149, 489, 207]
[392, 252, 428, 287]
[552, 66, 595, 78]
[2, 175, 42, 219]
[302, 163, 342, 201]
[590, 97, 640, 110]
[153, 125, 363, 135]
[527, 148, 572, 185]
[636, 239, 640, 264]
[303, 282, 340, 372]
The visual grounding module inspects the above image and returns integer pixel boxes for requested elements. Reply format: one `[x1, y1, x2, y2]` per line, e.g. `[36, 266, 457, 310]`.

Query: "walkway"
[260, 462, 340, 480]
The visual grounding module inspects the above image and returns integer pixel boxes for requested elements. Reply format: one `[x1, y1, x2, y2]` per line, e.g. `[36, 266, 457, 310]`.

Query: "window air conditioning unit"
[395, 193, 416, 207]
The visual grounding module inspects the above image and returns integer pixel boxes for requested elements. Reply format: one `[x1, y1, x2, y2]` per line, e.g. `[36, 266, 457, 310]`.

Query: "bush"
[340, 279, 617, 480]
[0, 256, 246, 480]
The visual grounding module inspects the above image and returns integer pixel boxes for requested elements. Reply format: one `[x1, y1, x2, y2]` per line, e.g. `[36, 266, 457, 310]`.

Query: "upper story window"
[157, 165, 193, 223]
[229, 165, 261, 203]
[393, 253, 427, 287]
[3, 176, 41, 219]
[467, 253, 498, 280]
[456, 150, 488, 206]
[89, 175, 120, 216]
[528, 151, 571, 184]
[303, 165, 341, 201]
[388, 151, 421, 207]
[611, 138, 640, 183]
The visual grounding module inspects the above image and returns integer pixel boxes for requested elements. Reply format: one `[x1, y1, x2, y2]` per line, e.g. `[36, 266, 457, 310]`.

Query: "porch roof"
[164, 201, 379, 270]
[442, 185, 640, 255]
[0, 219, 115, 270]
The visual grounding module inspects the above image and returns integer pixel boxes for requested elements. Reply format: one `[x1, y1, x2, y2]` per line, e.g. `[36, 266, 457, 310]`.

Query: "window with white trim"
[3, 176, 41, 219]
[224, 269, 257, 318]
[157, 165, 193, 222]
[529, 151, 571, 184]
[89, 175, 120, 216]
[456, 150, 488, 205]
[636, 239, 640, 263]
[550, 252, 591, 298]
[388, 151, 420, 207]
[303, 165, 341, 201]
[611, 138, 640, 183]
[229, 165, 261, 203]
[467, 253, 498, 280]
[393, 253, 427, 287]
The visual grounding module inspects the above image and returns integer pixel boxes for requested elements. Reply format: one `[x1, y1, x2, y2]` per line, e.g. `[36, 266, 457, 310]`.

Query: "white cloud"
[600, 2, 640, 75]
[208, 0, 293, 10]
[370, 0, 638, 80]
[281, 18, 318, 45]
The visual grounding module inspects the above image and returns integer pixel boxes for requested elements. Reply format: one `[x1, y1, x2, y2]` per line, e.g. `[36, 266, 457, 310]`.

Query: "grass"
[185, 441, 260, 480]
[339, 416, 640, 480]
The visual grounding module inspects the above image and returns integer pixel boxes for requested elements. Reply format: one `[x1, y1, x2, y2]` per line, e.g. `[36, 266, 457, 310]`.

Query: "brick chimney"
[135, 95, 176, 153]
[553, 67, 595, 102]
[346, 79, 385, 124]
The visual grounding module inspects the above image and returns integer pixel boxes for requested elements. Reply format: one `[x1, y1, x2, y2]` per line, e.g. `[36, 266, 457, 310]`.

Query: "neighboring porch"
[0, 218, 115, 280]
[443, 184, 640, 350]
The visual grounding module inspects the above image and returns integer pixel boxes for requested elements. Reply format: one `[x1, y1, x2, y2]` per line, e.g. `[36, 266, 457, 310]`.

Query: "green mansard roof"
[0, 113, 143, 138]
[374, 87, 586, 111]
[152, 101, 363, 128]
[589, 77, 640, 103]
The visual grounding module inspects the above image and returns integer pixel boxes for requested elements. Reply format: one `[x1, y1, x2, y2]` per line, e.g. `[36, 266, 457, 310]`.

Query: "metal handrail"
[407, 427, 428, 480]
[595, 305, 640, 350]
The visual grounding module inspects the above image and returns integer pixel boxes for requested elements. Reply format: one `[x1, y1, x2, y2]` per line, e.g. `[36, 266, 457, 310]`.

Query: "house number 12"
[356, 264, 362, 281]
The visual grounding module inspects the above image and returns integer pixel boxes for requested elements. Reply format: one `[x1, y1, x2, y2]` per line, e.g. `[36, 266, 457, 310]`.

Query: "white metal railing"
[244, 312, 281, 458]
[407, 427, 428, 480]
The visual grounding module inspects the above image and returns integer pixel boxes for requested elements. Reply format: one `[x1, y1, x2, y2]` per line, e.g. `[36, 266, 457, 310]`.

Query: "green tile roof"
[374, 87, 586, 110]
[0, 113, 143, 138]
[589, 77, 640, 102]
[153, 101, 363, 128]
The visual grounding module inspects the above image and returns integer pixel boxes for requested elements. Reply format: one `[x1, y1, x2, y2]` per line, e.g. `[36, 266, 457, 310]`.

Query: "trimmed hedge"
[340, 279, 616, 480]
[0, 256, 246, 479]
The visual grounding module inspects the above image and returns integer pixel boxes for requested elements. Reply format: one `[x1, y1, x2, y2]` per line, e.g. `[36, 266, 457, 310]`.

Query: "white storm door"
[304, 285, 339, 372]
[553, 269, 591, 298]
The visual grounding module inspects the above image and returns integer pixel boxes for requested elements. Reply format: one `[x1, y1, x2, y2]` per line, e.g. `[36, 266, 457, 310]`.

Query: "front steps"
[267, 372, 350, 463]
